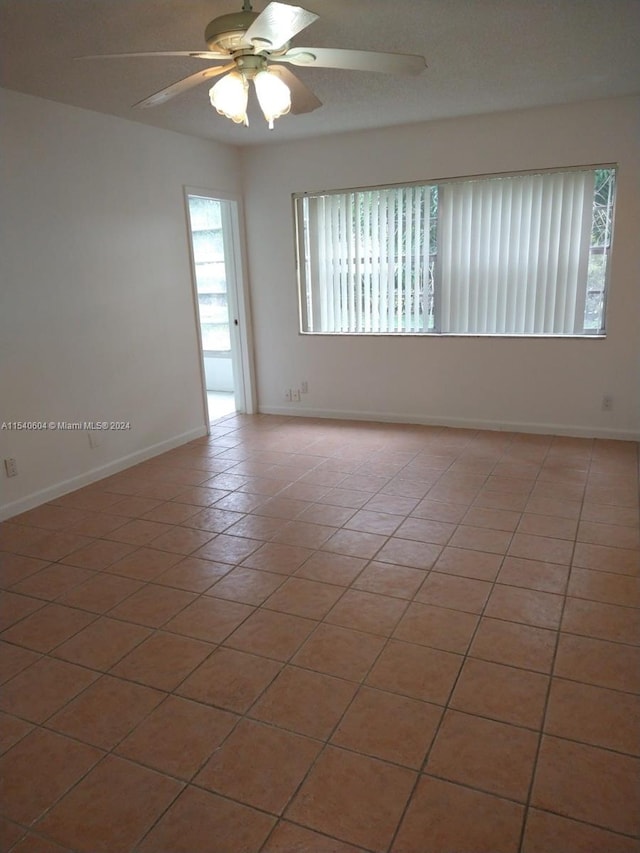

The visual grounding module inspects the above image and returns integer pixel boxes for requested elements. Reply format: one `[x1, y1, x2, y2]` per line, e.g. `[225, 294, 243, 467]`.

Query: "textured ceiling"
[1, 0, 639, 147]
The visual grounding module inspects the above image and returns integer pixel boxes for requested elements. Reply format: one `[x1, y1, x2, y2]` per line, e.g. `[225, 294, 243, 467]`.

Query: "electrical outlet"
[301, 381, 309, 394]
[292, 389, 301, 402]
[285, 389, 292, 401]
[602, 394, 613, 411]
[4, 457, 18, 477]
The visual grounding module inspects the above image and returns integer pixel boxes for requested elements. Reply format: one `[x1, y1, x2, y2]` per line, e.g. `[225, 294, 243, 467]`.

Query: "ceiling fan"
[82, 0, 426, 129]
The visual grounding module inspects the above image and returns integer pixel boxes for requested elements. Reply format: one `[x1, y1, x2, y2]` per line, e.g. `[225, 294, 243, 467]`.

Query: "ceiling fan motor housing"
[204, 11, 259, 53]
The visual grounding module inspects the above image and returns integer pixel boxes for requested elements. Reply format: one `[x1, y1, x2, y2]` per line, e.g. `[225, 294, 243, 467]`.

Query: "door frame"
[183, 186, 257, 432]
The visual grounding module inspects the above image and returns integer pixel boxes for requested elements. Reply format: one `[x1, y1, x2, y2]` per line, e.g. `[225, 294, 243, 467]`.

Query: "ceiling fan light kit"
[81, 0, 426, 131]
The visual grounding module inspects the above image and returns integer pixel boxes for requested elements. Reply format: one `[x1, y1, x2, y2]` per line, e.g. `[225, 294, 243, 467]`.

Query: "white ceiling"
[1, 0, 639, 147]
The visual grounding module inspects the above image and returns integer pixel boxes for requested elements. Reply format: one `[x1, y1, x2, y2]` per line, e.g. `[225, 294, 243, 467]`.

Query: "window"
[294, 166, 616, 336]
[187, 196, 231, 351]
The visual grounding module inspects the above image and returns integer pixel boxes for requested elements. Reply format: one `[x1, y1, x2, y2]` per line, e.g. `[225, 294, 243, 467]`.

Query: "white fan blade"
[281, 47, 426, 75]
[269, 65, 322, 114]
[244, 2, 318, 51]
[79, 50, 230, 61]
[133, 63, 236, 108]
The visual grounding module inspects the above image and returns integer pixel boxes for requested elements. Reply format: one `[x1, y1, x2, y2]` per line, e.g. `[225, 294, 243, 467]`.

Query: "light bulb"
[209, 72, 249, 125]
[253, 70, 291, 129]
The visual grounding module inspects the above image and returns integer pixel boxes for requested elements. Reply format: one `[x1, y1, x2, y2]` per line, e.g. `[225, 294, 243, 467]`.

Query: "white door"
[185, 190, 253, 425]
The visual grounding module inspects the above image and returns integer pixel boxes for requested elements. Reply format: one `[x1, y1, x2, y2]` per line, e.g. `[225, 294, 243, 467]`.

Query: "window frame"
[293, 163, 617, 339]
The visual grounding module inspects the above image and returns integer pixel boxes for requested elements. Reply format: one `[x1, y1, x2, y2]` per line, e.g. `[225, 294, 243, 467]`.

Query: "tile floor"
[1, 415, 639, 852]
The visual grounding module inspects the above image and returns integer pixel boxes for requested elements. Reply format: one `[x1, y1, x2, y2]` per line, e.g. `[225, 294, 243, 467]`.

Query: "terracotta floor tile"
[0, 728, 102, 824]
[522, 808, 640, 853]
[392, 775, 524, 853]
[110, 630, 214, 690]
[64, 512, 130, 539]
[433, 546, 503, 581]
[474, 490, 530, 512]
[366, 640, 462, 704]
[104, 518, 174, 546]
[411, 499, 469, 523]
[572, 542, 640, 576]
[252, 496, 311, 519]
[449, 524, 513, 555]
[0, 656, 98, 722]
[0, 711, 33, 754]
[295, 551, 366, 586]
[325, 589, 407, 636]
[53, 616, 151, 670]
[147, 526, 215, 555]
[18, 531, 94, 562]
[568, 567, 640, 607]
[108, 496, 164, 517]
[415, 572, 492, 614]
[518, 513, 578, 540]
[35, 755, 183, 852]
[0, 817, 24, 852]
[1, 603, 96, 652]
[351, 561, 425, 599]
[206, 566, 285, 605]
[264, 577, 344, 619]
[484, 584, 564, 629]
[177, 647, 282, 712]
[286, 746, 416, 852]
[450, 658, 549, 728]
[293, 623, 385, 681]
[48, 674, 164, 749]
[141, 502, 202, 524]
[136, 786, 274, 853]
[531, 735, 640, 836]
[271, 520, 336, 548]
[164, 596, 253, 643]
[525, 495, 582, 520]
[497, 555, 569, 594]
[462, 506, 521, 532]
[0, 641, 40, 685]
[393, 602, 478, 654]
[375, 537, 441, 569]
[298, 502, 356, 527]
[116, 695, 237, 779]
[242, 542, 313, 575]
[222, 514, 285, 540]
[332, 686, 441, 769]
[561, 596, 640, 645]
[365, 494, 420, 515]
[0, 591, 45, 630]
[181, 506, 244, 533]
[9, 564, 94, 601]
[104, 547, 183, 581]
[554, 633, 640, 693]
[508, 532, 574, 565]
[390, 517, 455, 546]
[249, 665, 357, 739]
[108, 584, 196, 627]
[545, 677, 640, 755]
[581, 502, 639, 527]
[56, 572, 144, 613]
[263, 821, 365, 852]
[577, 520, 640, 550]
[153, 556, 232, 592]
[195, 718, 321, 815]
[0, 553, 50, 588]
[225, 608, 317, 661]
[426, 709, 538, 802]
[321, 529, 387, 560]
[344, 510, 403, 536]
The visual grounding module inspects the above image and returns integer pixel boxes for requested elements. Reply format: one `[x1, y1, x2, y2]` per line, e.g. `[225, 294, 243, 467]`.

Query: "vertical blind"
[438, 171, 593, 334]
[296, 167, 603, 335]
[298, 186, 431, 333]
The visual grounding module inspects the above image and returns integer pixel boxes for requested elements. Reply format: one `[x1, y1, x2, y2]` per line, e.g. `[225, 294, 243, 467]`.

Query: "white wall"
[0, 89, 241, 518]
[241, 96, 640, 440]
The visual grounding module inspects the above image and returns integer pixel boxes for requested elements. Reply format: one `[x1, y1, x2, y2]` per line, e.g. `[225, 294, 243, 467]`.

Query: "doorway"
[185, 190, 252, 426]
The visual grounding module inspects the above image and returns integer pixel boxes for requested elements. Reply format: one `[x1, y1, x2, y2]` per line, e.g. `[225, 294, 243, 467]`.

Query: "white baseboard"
[258, 405, 640, 442]
[0, 426, 208, 522]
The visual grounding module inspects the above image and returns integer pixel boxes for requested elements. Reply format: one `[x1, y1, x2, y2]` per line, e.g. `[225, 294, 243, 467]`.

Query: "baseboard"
[0, 426, 208, 522]
[258, 405, 640, 442]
